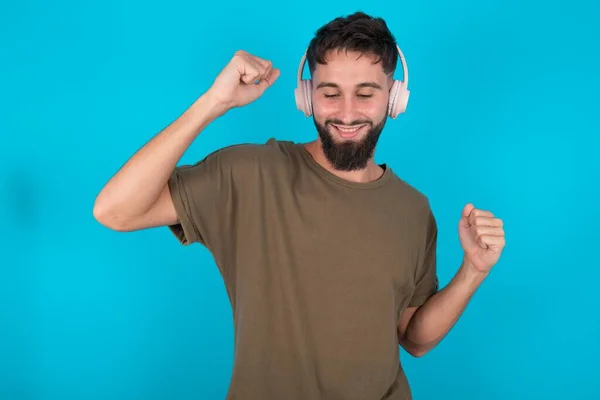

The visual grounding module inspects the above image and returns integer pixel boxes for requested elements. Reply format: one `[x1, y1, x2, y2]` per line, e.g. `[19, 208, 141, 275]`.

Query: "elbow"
[406, 346, 429, 358]
[92, 199, 129, 232]
[399, 337, 434, 358]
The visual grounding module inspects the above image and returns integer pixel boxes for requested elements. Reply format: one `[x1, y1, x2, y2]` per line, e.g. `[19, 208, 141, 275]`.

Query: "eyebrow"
[315, 81, 383, 90]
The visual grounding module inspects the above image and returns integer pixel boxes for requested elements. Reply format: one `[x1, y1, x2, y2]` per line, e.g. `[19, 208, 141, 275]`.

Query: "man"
[93, 11, 505, 400]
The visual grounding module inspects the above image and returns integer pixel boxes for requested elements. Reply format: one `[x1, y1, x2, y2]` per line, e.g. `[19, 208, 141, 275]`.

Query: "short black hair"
[306, 11, 398, 76]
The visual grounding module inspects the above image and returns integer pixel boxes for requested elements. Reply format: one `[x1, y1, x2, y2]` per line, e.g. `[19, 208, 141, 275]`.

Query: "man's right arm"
[92, 92, 228, 232]
[93, 50, 279, 233]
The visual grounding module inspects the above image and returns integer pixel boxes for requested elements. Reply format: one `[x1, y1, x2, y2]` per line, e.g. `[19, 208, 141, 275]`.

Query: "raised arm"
[92, 50, 280, 232]
[93, 93, 226, 231]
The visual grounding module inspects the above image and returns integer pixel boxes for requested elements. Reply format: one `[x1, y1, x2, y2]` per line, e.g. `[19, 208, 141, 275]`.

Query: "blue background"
[1, 0, 599, 399]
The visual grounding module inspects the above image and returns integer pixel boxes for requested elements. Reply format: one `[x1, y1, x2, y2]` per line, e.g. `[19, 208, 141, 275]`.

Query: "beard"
[313, 116, 387, 171]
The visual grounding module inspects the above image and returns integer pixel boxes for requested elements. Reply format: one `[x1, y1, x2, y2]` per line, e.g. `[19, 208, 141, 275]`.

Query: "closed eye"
[324, 94, 373, 98]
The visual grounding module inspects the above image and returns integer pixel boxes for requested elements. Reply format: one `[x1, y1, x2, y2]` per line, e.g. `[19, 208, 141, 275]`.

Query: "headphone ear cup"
[294, 86, 305, 115]
[388, 80, 410, 119]
[388, 80, 399, 117]
[294, 79, 313, 117]
[302, 79, 313, 116]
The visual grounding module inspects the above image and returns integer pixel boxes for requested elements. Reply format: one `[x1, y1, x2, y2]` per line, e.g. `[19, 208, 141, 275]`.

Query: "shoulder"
[386, 172, 433, 215]
[383, 174, 439, 260]
[182, 137, 295, 174]
[382, 171, 437, 243]
[205, 137, 294, 164]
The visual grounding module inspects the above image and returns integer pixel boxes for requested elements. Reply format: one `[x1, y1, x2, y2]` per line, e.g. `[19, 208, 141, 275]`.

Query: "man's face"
[311, 49, 392, 171]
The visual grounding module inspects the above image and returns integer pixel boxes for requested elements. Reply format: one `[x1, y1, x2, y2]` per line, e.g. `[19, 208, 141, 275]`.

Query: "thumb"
[461, 203, 475, 225]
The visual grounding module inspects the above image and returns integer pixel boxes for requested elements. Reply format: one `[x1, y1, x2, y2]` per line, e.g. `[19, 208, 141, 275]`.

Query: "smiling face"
[311, 49, 392, 171]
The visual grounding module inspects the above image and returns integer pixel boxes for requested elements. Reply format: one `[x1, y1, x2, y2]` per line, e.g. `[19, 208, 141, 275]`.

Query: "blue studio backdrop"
[1, 0, 599, 399]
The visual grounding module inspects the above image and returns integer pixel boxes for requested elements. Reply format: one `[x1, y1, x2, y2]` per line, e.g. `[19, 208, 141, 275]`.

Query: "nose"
[338, 96, 358, 122]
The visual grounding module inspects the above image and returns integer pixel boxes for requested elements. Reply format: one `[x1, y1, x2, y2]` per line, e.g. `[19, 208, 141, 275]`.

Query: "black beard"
[313, 116, 386, 171]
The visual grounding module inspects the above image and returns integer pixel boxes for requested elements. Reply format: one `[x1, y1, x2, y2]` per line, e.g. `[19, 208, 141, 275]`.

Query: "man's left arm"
[398, 203, 506, 357]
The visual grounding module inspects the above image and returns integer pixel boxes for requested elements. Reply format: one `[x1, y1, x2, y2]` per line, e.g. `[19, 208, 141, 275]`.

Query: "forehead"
[311, 49, 388, 86]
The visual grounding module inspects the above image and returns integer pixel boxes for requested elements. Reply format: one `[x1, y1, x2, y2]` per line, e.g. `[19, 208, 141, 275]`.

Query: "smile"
[330, 123, 367, 138]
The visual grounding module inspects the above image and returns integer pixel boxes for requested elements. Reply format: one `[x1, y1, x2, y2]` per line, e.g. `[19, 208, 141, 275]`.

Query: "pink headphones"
[294, 44, 410, 119]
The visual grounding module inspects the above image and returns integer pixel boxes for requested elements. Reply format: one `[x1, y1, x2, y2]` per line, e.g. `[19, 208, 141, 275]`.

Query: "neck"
[303, 140, 384, 183]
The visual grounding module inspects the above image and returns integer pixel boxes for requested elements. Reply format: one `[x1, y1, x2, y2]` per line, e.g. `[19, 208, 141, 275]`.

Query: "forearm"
[401, 258, 487, 355]
[94, 92, 227, 219]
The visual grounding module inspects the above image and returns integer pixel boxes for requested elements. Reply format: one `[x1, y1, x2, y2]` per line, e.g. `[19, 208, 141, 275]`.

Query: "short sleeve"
[408, 203, 439, 307]
[167, 147, 234, 248]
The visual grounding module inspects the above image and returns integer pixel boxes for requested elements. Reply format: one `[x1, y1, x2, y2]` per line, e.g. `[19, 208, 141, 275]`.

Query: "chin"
[312, 116, 387, 171]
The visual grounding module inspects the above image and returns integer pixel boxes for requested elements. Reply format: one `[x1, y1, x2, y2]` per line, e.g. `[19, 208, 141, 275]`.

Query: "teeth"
[334, 125, 362, 132]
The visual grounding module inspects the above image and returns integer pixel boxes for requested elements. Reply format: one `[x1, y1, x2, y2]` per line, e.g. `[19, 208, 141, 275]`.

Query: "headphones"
[294, 44, 410, 119]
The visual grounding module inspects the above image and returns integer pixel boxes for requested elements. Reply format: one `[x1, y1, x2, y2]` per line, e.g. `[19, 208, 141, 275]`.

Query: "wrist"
[173, 92, 230, 140]
[184, 91, 230, 127]
[200, 90, 232, 118]
[458, 257, 488, 288]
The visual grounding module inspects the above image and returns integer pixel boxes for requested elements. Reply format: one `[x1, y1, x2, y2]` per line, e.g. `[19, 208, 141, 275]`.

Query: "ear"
[386, 73, 394, 91]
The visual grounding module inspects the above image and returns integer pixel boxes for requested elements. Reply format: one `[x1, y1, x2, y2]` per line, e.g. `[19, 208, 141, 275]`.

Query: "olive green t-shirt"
[167, 138, 439, 400]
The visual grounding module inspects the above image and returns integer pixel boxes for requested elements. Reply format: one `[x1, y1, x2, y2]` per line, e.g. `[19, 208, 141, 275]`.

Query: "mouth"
[330, 123, 368, 139]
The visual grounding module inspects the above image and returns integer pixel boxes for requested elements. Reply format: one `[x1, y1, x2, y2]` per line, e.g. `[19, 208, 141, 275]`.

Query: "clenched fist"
[207, 50, 280, 110]
[458, 203, 506, 274]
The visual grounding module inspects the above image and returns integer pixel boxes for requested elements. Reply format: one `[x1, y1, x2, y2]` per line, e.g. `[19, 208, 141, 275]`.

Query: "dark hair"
[306, 11, 398, 76]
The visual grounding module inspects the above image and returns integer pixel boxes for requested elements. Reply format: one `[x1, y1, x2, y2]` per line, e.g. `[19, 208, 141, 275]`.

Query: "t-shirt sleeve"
[166, 147, 235, 248]
[408, 203, 440, 307]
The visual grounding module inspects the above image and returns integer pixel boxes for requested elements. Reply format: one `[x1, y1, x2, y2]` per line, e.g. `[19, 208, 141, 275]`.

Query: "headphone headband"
[296, 44, 408, 91]
[294, 44, 411, 119]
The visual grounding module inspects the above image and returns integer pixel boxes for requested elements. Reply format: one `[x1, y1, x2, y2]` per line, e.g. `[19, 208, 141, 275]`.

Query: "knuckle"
[233, 50, 249, 61]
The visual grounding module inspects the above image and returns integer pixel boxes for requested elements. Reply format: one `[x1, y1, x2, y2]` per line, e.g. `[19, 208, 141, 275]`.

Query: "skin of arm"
[398, 204, 505, 357]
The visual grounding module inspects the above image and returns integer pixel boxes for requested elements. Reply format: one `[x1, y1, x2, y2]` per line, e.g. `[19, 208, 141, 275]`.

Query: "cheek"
[311, 100, 336, 118]
[363, 101, 387, 116]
